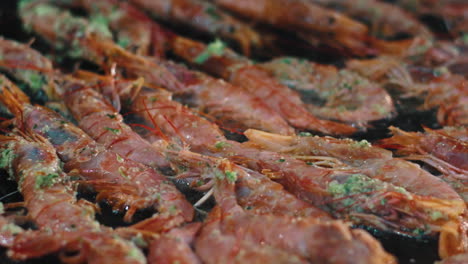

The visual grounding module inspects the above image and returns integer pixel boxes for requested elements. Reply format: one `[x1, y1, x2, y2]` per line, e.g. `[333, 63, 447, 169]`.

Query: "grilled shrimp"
[237, 129, 467, 257]
[378, 126, 468, 202]
[96, 71, 467, 256]
[76, 70, 332, 218]
[19, 2, 295, 136]
[228, 143, 466, 257]
[78, 0, 365, 131]
[152, 59, 295, 135]
[0, 75, 192, 230]
[244, 128, 466, 201]
[53, 0, 161, 56]
[347, 56, 468, 127]
[128, 0, 262, 55]
[259, 57, 395, 128]
[195, 168, 397, 264]
[0, 133, 145, 263]
[209, 0, 373, 55]
[172, 37, 357, 135]
[75, 70, 334, 219]
[19, 1, 183, 92]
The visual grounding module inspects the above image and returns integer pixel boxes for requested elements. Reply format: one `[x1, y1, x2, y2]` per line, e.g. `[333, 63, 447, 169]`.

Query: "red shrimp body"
[60, 78, 171, 170]
[171, 37, 357, 136]
[170, 150, 331, 219]
[260, 57, 395, 127]
[380, 127, 468, 171]
[19, 2, 183, 92]
[56, 0, 156, 56]
[0, 134, 145, 263]
[244, 129, 464, 201]
[156, 60, 295, 135]
[195, 174, 397, 264]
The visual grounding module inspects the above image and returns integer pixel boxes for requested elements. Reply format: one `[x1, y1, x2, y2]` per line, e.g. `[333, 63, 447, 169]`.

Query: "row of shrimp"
[42, 0, 468, 129]
[1, 20, 465, 260]
[0, 0, 465, 263]
[19, 0, 395, 135]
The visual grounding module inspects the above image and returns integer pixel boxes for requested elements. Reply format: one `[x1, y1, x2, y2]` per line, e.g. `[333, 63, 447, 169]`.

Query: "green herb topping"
[194, 39, 227, 64]
[36, 173, 59, 188]
[298, 132, 313, 137]
[0, 148, 15, 169]
[214, 141, 232, 149]
[105, 127, 121, 135]
[225, 171, 237, 183]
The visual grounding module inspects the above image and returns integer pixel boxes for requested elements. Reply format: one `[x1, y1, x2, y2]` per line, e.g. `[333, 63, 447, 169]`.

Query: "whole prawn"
[0, 132, 146, 263]
[378, 126, 468, 202]
[0, 74, 193, 231]
[195, 167, 397, 264]
[259, 57, 395, 128]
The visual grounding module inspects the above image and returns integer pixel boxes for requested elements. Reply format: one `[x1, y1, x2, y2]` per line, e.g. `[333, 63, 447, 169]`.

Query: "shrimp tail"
[376, 126, 420, 151]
